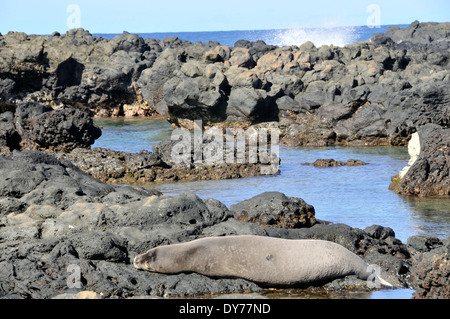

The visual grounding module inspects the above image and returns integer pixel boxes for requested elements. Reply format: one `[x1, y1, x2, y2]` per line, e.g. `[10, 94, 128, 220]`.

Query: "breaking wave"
[266, 26, 360, 47]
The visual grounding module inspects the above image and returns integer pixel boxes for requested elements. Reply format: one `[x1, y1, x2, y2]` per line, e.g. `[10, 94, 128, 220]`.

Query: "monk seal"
[133, 235, 392, 287]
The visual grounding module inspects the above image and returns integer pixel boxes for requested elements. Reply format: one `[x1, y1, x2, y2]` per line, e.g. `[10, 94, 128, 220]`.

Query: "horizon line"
[2, 22, 421, 37]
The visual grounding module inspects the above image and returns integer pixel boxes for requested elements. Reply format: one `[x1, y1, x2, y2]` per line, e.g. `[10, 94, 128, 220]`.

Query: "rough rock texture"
[53, 130, 281, 185]
[408, 236, 450, 299]
[135, 21, 450, 148]
[0, 101, 279, 185]
[0, 29, 158, 116]
[305, 159, 367, 167]
[1, 24, 449, 194]
[54, 148, 279, 185]
[1, 22, 449, 298]
[383, 21, 450, 48]
[229, 192, 317, 229]
[0, 151, 261, 298]
[0, 101, 101, 156]
[0, 150, 439, 299]
[1, 22, 449, 147]
[390, 124, 450, 197]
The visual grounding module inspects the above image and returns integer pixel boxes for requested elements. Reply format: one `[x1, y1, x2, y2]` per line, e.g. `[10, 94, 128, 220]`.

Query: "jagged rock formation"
[1, 22, 449, 147]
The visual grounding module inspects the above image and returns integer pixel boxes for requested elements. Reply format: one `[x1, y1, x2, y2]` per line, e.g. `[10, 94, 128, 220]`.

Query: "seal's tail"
[365, 264, 394, 288]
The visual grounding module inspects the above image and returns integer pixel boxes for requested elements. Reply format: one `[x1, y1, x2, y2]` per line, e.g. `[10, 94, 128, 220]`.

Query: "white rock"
[399, 133, 421, 179]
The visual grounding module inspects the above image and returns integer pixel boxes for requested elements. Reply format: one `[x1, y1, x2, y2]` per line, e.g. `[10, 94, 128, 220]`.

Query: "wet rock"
[305, 159, 366, 167]
[347, 159, 367, 166]
[306, 159, 347, 167]
[52, 126, 280, 186]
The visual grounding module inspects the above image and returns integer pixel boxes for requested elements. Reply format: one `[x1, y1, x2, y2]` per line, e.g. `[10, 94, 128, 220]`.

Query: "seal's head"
[133, 249, 158, 271]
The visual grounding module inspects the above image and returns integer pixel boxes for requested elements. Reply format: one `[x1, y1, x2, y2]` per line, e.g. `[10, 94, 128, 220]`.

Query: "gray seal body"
[134, 235, 391, 287]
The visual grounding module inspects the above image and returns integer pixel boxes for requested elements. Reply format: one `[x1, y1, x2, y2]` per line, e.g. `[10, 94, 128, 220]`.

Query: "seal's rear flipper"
[378, 276, 393, 288]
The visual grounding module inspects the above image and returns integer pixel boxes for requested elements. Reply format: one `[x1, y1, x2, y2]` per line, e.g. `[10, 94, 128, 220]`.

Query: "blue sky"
[1, 0, 449, 34]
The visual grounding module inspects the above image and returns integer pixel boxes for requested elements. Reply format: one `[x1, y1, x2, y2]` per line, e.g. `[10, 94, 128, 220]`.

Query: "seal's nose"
[133, 254, 143, 269]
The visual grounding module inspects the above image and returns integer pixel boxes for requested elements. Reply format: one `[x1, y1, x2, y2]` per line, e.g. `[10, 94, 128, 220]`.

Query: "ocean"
[94, 24, 409, 48]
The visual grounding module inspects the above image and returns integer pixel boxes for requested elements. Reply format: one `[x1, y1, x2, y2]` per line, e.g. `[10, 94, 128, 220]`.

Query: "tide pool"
[93, 118, 450, 244]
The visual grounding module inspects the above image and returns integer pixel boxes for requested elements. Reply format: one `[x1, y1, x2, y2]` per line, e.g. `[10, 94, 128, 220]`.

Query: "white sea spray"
[267, 25, 360, 47]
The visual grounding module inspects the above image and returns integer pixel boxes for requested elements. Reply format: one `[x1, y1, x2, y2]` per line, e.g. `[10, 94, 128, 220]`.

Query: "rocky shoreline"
[0, 21, 449, 299]
[1, 22, 449, 147]
[0, 101, 280, 185]
[1, 21, 449, 196]
[0, 149, 448, 299]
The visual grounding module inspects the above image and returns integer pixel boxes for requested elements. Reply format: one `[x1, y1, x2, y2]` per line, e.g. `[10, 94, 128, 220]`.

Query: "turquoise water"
[93, 117, 173, 153]
[93, 118, 449, 299]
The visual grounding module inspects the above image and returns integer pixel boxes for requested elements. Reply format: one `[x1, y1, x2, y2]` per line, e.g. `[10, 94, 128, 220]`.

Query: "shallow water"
[93, 117, 173, 153]
[260, 288, 415, 300]
[153, 145, 450, 243]
[368, 289, 415, 300]
[93, 118, 450, 243]
[93, 118, 450, 299]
